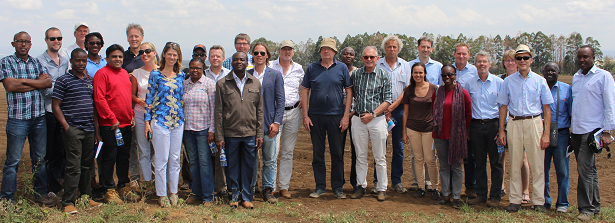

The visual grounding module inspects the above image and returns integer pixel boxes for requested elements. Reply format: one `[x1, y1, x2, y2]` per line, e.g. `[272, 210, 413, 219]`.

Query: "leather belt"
[285, 102, 300, 110]
[353, 112, 383, 117]
[471, 118, 498, 124]
[509, 114, 540, 121]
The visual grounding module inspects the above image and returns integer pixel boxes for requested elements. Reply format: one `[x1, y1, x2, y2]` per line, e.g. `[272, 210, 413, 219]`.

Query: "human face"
[576, 47, 595, 73]
[412, 65, 426, 83]
[139, 44, 155, 63]
[231, 52, 248, 71]
[454, 46, 470, 64]
[319, 47, 335, 60]
[503, 56, 517, 73]
[385, 40, 399, 58]
[127, 28, 143, 50]
[189, 61, 204, 81]
[417, 40, 433, 58]
[70, 51, 88, 74]
[107, 50, 124, 69]
[279, 46, 294, 61]
[475, 55, 490, 75]
[543, 63, 559, 83]
[192, 48, 207, 61]
[74, 25, 89, 43]
[441, 67, 457, 87]
[515, 52, 532, 71]
[12, 33, 32, 58]
[45, 30, 62, 52]
[209, 49, 223, 68]
[253, 45, 268, 66]
[164, 49, 179, 68]
[235, 39, 250, 54]
[86, 36, 103, 55]
[341, 48, 355, 65]
[361, 48, 378, 70]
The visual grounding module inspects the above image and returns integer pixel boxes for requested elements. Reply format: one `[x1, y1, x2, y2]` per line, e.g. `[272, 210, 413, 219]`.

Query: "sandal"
[522, 193, 531, 204]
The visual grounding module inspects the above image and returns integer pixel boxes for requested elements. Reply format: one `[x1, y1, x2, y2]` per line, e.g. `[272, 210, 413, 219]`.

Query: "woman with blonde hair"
[144, 42, 185, 207]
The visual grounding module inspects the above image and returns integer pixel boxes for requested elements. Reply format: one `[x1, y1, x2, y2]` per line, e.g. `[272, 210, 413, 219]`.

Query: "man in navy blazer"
[247, 42, 285, 203]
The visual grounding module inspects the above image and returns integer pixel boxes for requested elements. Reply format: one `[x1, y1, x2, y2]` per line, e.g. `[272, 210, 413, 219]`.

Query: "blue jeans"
[544, 128, 570, 208]
[183, 130, 214, 202]
[1, 116, 48, 201]
[225, 136, 256, 202]
[252, 134, 278, 191]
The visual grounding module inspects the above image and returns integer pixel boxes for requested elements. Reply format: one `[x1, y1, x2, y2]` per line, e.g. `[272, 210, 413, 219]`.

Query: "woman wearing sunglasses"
[144, 42, 185, 207]
[432, 65, 472, 208]
[84, 32, 106, 78]
[129, 42, 158, 195]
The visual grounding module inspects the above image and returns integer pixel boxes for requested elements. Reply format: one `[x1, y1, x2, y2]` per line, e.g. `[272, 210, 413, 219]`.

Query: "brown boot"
[279, 189, 291, 199]
[242, 201, 254, 209]
[118, 187, 141, 202]
[103, 189, 123, 204]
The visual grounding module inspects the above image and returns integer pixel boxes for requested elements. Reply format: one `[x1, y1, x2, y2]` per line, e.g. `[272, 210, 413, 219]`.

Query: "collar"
[475, 73, 493, 83]
[12, 53, 33, 63]
[68, 70, 89, 80]
[229, 70, 248, 80]
[411, 57, 435, 65]
[378, 57, 403, 66]
[453, 62, 471, 70]
[188, 75, 205, 84]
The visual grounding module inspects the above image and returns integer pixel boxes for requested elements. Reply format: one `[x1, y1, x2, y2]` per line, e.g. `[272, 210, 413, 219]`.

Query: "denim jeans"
[1, 116, 48, 202]
[225, 136, 256, 202]
[183, 130, 214, 202]
[544, 128, 570, 208]
[252, 134, 279, 191]
[435, 138, 463, 199]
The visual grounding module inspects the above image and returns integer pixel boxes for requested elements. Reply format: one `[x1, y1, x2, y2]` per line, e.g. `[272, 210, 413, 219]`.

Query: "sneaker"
[88, 199, 102, 207]
[47, 192, 58, 199]
[505, 203, 521, 213]
[130, 179, 140, 191]
[103, 189, 123, 204]
[431, 190, 441, 200]
[169, 194, 179, 206]
[409, 183, 419, 191]
[36, 194, 58, 206]
[377, 191, 386, 202]
[451, 200, 461, 209]
[333, 190, 346, 199]
[465, 188, 477, 199]
[556, 206, 568, 213]
[577, 213, 592, 221]
[531, 205, 546, 213]
[118, 187, 141, 202]
[350, 187, 366, 199]
[185, 196, 203, 205]
[412, 188, 425, 198]
[487, 199, 500, 208]
[468, 197, 487, 205]
[180, 182, 191, 190]
[436, 198, 451, 205]
[393, 183, 407, 194]
[63, 205, 78, 214]
[263, 187, 278, 203]
[159, 196, 170, 208]
[309, 189, 325, 198]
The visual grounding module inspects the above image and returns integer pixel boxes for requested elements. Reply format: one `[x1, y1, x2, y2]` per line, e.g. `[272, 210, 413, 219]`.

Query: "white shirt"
[252, 69, 265, 83]
[205, 66, 230, 83]
[571, 65, 615, 134]
[60, 43, 84, 60]
[233, 71, 248, 96]
[377, 57, 410, 102]
[270, 58, 304, 107]
[132, 68, 151, 113]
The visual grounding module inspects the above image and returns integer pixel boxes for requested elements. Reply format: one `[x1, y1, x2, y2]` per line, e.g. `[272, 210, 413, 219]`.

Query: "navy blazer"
[248, 67, 285, 135]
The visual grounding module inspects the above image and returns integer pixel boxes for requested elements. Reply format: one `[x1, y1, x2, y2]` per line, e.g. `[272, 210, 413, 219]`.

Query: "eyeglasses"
[253, 51, 266, 56]
[516, 56, 531, 61]
[235, 42, 250, 46]
[363, 56, 378, 60]
[14, 40, 31, 44]
[138, 49, 153, 55]
[441, 73, 456, 77]
[47, 37, 63, 41]
[193, 53, 206, 57]
[189, 67, 203, 70]
[88, 41, 102, 46]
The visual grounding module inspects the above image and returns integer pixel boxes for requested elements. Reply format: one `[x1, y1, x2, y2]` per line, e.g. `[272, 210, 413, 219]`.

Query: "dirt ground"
[2, 75, 615, 221]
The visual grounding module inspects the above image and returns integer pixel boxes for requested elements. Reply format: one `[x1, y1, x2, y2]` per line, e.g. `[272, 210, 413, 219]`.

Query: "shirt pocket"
[488, 92, 498, 105]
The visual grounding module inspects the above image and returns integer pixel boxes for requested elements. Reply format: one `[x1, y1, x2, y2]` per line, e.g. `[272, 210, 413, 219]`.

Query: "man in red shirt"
[93, 44, 139, 204]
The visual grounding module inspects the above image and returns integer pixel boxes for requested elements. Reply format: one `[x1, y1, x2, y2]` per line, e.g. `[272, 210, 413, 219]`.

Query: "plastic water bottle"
[387, 117, 396, 131]
[209, 142, 218, 154]
[220, 149, 227, 167]
[496, 134, 504, 153]
[115, 129, 124, 146]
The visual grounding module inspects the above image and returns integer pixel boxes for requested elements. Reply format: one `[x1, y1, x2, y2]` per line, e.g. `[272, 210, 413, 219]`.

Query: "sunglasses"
[138, 49, 153, 55]
[165, 42, 180, 48]
[441, 73, 456, 77]
[88, 41, 102, 46]
[253, 51, 266, 56]
[47, 37, 63, 41]
[516, 56, 531, 61]
[363, 56, 378, 60]
[193, 53, 206, 57]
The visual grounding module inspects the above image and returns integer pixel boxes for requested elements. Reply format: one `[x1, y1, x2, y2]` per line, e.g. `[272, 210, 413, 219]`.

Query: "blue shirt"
[87, 56, 106, 78]
[549, 81, 572, 129]
[301, 59, 352, 115]
[377, 57, 410, 102]
[571, 65, 615, 134]
[463, 73, 503, 119]
[52, 71, 95, 132]
[453, 62, 477, 87]
[222, 54, 253, 71]
[409, 57, 443, 85]
[497, 71, 554, 117]
[37, 51, 69, 112]
[0, 54, 48, 120]
[144, 70, 185, 129]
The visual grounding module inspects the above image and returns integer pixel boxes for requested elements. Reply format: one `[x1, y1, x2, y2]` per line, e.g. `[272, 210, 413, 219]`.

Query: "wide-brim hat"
[319, 38, 338, 53]
[515, 44, 535, 57]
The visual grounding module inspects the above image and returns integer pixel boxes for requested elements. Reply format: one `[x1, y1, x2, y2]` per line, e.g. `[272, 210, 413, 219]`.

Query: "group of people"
[0, 22, 613, 222]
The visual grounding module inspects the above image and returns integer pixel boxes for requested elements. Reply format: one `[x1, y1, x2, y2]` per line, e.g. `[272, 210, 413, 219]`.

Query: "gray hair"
[474, 50, 491, 64]
[363, 46, 379, 56]
[126, 23, 144, 36]
[417, 36, 434, 47]
[381, 35, 403, 52]
[210, 45, 225, 58]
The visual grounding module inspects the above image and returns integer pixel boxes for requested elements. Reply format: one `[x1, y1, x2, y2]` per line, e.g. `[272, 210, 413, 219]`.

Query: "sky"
[1, 0, 615, 59]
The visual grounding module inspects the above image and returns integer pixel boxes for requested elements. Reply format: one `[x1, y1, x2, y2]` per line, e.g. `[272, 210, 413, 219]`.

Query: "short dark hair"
[45, 27, 61, 39]
[70, 48, 87, 59]
[189, 58, 205, 69]
[579, 45, 595, 57]
[84, 32, 104, 51]
[105, 44, 124, 58]
[417, 36, 434, 47]
[441, 64, 456, 73]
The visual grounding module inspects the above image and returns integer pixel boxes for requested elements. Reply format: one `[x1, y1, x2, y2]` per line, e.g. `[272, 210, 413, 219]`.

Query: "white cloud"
[6, 0, 42, 10]
[49, 9, 76, 20]
[57, 1, 100, 14]
[566, 0, 606, 12]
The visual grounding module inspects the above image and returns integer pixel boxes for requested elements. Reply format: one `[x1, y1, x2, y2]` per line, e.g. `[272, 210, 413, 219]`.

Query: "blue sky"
[1, 0, 614, 59]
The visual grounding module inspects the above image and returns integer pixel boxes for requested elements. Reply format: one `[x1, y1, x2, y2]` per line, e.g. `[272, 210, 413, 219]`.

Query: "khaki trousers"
[506, 116, 545, 205]
[408, 129, 438, 189]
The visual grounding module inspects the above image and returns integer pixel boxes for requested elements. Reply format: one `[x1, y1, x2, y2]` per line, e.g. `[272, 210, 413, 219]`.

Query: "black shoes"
[412, 188, 426, 198]
[350, 187, 365, 199]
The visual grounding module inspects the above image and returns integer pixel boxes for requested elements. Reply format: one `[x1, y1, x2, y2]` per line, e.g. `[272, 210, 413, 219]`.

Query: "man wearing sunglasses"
[37, 27, 70, 200]
[571, 45, 615, 221]
[350, 46, 392, 202]
[497, 44, 553, 213]
[182, 44, 210, 80]
[222, 33, 253, 71]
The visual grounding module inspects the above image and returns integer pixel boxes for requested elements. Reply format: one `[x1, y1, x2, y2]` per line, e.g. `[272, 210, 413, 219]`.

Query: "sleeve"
[144, 71, 158, 121]
[273, 71, 285, 124]
[0, 58, 11, 81]
[301, 64, 311, 89]
[566, 84, 573, 119]
[464, 89, 472, 128]
[93, 71, 117, 124]
[496, 79, 510, 106]
[214, 81, 224, 141]
[207, 79, 216, 133]
[51, 77, 66, 101]
[402, 87, 411, 104]
[342, 65, 352, 88]
[540, 78, 555, 105]
[256, 83, 264, 138]
[601, 72, 615, 130]
[382, 70, 392, 104]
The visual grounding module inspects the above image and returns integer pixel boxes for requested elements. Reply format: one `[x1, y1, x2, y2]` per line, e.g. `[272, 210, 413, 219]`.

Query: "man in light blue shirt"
[497, 44, 553, 213]
[409, 36, 442, 85]
[570, 45, 615, 221]
[464, 51, 504, 207]
[542, 62, 573, 213]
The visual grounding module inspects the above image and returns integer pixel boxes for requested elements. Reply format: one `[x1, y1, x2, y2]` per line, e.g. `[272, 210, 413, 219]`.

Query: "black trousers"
[309, 114, 346, 191]
[469, 120, 503, 200]
[45, 112, 65, 193]
[61, 126, 94, 207]
[98, 126, 132, 190]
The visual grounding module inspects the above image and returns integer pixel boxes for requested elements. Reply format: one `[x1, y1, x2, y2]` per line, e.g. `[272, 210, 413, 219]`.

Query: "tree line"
[252, 31, 606, 75]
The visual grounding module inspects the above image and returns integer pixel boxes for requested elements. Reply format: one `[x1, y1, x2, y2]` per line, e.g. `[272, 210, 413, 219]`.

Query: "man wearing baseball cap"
[497, 44, 553, 213]
[60, 22, 90, 60]
[182, 44, 209, 78]
[301, 38, 352, 199]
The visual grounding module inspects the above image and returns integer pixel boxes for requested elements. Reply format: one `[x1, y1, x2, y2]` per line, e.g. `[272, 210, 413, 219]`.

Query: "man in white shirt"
[60, 22, 89, 59]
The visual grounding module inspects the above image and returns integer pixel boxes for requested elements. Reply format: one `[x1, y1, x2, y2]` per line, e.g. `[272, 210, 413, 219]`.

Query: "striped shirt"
[0, 54, 48, 120]
[222, 54, 253, 71]
[377, 57, 411, 102]
[351, 66, 392, 115]
[183, 75, 216, 132]
[145, 70, 185, 129]
[52, 71, 95, 132]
